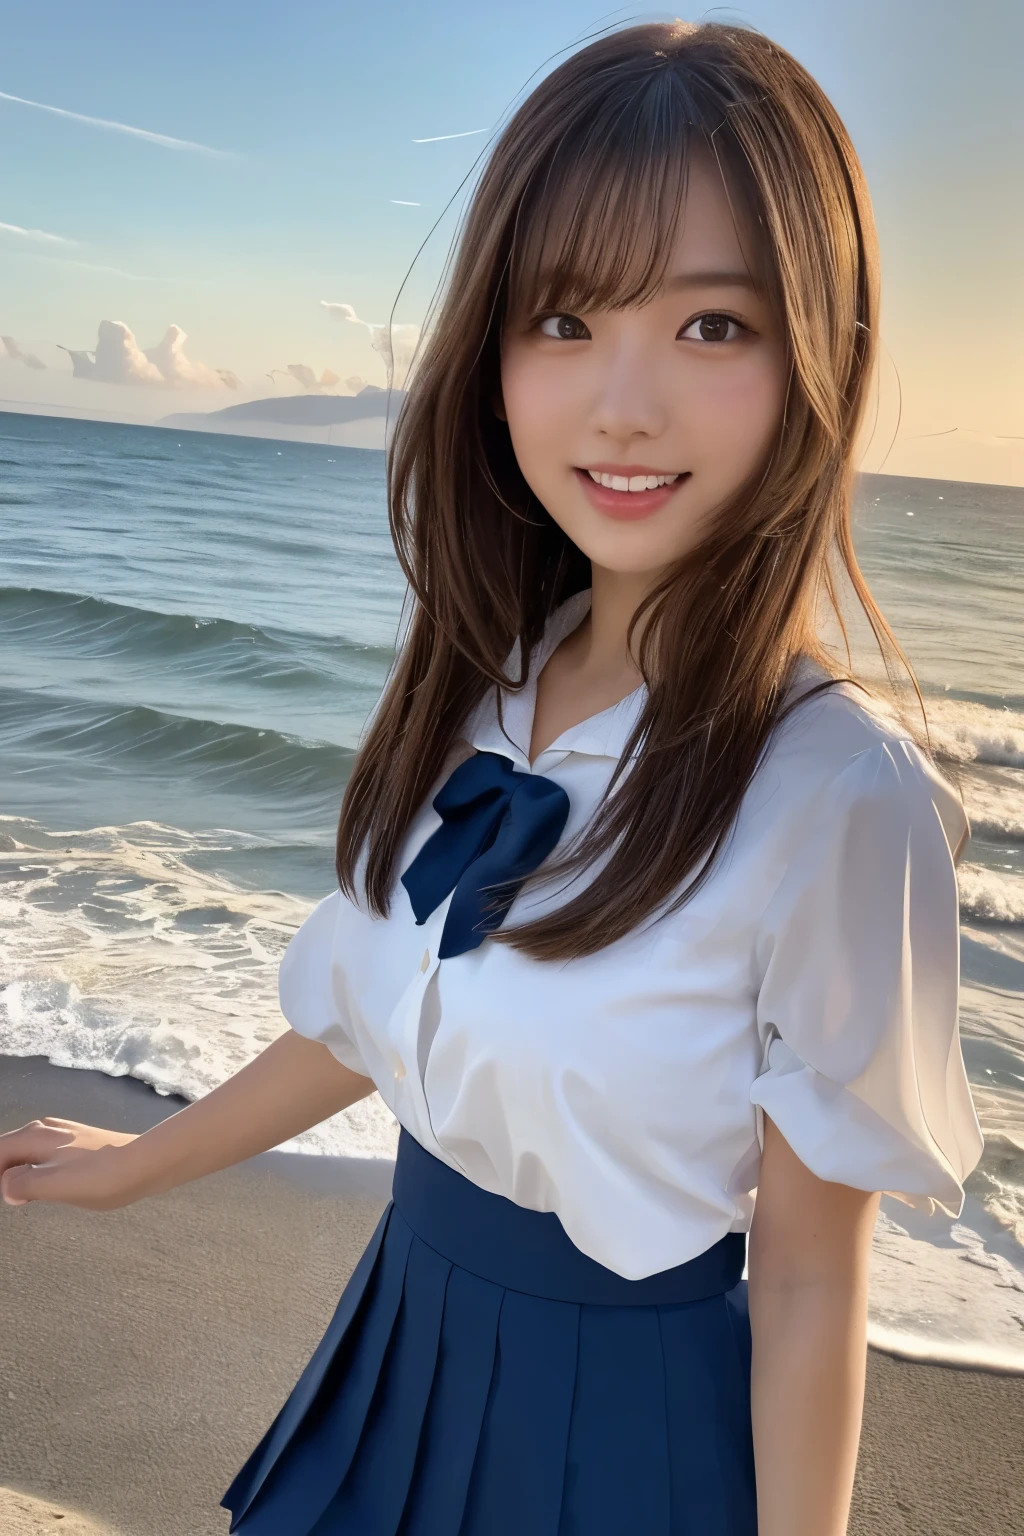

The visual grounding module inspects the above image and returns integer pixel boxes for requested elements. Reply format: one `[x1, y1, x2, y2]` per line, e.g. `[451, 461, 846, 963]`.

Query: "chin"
[569, 520, 696, 575]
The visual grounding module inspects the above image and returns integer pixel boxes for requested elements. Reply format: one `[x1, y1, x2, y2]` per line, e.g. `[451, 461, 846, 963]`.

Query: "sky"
[0, 0, 1020, 484]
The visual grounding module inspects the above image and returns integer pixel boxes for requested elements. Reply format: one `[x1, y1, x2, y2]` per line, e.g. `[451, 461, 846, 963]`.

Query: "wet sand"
[1, 1054, 1021, 1535]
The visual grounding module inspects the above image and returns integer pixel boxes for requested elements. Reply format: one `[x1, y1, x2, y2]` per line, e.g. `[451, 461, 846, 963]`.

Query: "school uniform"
[221, 587, 984, 1535]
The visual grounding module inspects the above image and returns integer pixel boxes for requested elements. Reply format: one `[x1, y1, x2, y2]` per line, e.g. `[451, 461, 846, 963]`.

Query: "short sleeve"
[750, 737, 984, 1217]
[277, 889, 369, 1076]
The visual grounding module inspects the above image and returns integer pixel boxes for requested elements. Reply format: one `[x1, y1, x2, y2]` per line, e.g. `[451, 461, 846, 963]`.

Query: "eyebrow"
[665, 269, 758, 291]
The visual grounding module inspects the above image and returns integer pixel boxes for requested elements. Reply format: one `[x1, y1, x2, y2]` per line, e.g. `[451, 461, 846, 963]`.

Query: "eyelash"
[536, 311, 750, 343]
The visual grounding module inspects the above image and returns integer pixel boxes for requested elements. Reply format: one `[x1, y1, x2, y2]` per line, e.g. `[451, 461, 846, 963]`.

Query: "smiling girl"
[0, 19, 983, 1536]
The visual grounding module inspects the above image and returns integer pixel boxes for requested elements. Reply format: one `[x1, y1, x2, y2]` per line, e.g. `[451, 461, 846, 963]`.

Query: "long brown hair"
[336, 18, 930, 960]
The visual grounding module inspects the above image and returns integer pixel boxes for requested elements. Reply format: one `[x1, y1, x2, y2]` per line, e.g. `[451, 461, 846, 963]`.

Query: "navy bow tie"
[400, 751, 571, 959]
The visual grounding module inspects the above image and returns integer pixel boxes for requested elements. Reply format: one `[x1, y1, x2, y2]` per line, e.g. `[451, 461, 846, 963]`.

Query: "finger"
[1, 1165, 33, 1205]
[0, 1123, 64, 1178]
[2, 1159, 76, 1207]
[2, 1150, 122, 1212]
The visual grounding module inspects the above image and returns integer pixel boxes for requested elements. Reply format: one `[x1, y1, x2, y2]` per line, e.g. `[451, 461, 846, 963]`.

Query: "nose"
[588, 340, 669, 444]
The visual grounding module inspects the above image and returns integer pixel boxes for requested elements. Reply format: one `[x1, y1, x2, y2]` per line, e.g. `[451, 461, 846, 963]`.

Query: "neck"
[578, 564, 663, 680]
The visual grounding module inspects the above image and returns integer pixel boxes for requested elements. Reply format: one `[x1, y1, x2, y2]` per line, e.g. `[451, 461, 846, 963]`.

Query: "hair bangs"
[505, 80, 703, 324]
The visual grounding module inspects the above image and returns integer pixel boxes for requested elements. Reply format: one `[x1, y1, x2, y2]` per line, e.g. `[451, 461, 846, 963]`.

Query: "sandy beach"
[1, 1054, 1021, 1536]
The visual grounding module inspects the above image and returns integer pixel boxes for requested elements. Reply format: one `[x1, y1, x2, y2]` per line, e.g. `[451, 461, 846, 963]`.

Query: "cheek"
[688, 356, 784, 456]
[500, 355, 571, 474]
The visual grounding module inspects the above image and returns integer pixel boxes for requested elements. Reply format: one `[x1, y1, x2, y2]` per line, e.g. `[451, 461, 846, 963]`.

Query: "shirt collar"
[459, 589, 830, 772]
[461, 588, 647, 771]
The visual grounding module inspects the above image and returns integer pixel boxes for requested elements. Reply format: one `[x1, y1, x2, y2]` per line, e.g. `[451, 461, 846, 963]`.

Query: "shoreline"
[2, 1055, 1023, 1535]
[4, 1051, 1021, 1374]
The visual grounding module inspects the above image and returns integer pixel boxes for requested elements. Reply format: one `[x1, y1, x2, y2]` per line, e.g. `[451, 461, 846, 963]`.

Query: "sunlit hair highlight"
[336, 18, 947, 962]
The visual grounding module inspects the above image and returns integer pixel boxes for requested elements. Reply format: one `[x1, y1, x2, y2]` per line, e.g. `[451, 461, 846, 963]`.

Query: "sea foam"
[3, 813, 1023, 1375]
[925, 696, 1024, 769]
[0, 815, 401, 1161]
[958, 864, 1024, 925]
[963, 775, 1024, 840]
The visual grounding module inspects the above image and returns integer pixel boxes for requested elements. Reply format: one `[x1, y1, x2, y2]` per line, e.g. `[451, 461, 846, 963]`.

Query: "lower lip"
[575, 468, 691, 521]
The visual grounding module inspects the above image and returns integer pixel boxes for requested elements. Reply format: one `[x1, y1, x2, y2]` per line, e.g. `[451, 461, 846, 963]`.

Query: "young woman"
[0, 19, 984, 1536]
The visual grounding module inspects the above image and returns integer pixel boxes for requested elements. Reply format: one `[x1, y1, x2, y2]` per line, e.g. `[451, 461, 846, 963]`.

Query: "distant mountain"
[160, 384, 405, 430]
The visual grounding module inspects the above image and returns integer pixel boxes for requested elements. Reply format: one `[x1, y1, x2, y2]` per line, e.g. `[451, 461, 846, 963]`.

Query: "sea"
[1, 409, 1022, 1374]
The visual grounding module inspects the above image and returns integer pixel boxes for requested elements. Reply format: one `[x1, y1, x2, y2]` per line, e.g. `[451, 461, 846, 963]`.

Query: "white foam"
[0, 816, 399, 1159]
[3, 814, 1023, 1373]
[924, 696, 1024, 769]
[962, 924, 1024, 968]
[963, 773, 1024, 840]
[958, 863, 1024, 925]
[864, 1199, 1024, 1375]
[865, 1325, 1024, 1374]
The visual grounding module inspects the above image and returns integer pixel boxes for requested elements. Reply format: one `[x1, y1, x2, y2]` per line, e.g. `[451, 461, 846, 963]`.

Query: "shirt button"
[419, 947, 430, 973]
[393, 1056, 407, 1080]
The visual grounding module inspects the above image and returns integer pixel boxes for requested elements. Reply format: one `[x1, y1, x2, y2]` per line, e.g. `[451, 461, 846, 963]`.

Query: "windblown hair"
[336, 18, 930, 961]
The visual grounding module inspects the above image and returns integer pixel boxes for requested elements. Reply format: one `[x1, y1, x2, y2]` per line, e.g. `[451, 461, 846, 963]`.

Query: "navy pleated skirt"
[220, 1129, 757, 1535]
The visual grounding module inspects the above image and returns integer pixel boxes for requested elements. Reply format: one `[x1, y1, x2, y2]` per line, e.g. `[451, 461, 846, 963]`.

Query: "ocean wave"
[924, 696, 1024, 769]
[964, 777, 1024, 841]
[867, 1198, 1024, 1375]
[0, 823, 397, 1156]
[0, 583, 396, 674]
[0, 681, 354, 797]
[959, 863, 1024, 925]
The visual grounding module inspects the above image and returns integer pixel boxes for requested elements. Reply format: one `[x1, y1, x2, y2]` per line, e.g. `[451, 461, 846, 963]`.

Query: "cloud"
[321, 302, 360, 323]
[59, 319, 236, 388]
[144, 324, 237, 388]
[286, 363, 322, 391]
[390, 200, 421, 206]
[267, 363, 343, 392]
[33, 255, 151, 280]
[412, 128, 487, 143]
[0, 88, 235, 157]
[0, 219, 76, 245]
[60, 321, 161, 383]
[320, 300, 420, 389]
[1, 334, 46, 369]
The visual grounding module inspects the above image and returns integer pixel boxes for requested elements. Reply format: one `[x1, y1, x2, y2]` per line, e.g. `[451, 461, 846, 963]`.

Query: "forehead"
[667, 148, 754, 274]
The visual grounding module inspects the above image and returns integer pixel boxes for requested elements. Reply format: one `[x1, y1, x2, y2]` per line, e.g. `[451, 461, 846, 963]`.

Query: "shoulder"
[751, 659, 968, 865]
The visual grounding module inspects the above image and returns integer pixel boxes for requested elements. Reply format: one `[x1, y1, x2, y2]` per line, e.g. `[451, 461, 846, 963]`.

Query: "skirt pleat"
[557, 1304, 672, 1536]
[395, 1265, 504, 1536]
[658, 1289, 758, 1534]
[456, 1289, 581, 1536]
[223, 1206, 412, 1533]
[220, 1131, 756, 1535]
[310, 1231, 452, 1534]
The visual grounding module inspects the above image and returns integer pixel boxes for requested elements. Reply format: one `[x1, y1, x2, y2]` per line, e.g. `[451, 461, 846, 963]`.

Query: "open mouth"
[584, 469, 684, 493]
[573, 466, 692, 519]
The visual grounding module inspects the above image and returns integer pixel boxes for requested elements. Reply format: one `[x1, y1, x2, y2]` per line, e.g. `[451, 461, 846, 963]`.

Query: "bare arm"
[0, 1029, 376, 1209]
[747, 1111, 881, 1536]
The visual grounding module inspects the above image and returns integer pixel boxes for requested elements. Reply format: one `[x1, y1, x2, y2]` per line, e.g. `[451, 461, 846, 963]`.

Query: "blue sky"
[0, 0, 1020, 482]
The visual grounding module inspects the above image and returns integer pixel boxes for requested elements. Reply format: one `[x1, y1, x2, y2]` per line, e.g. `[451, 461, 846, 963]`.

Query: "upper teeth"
[587, 471, 681, 492]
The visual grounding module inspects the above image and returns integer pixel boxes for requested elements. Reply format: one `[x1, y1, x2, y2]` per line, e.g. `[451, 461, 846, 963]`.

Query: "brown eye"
[539, 314, 590, 341]
[678, 313, 744, 344]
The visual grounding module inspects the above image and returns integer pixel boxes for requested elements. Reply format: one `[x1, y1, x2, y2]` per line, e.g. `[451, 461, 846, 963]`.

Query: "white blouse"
[279, 589, 984, 1280]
